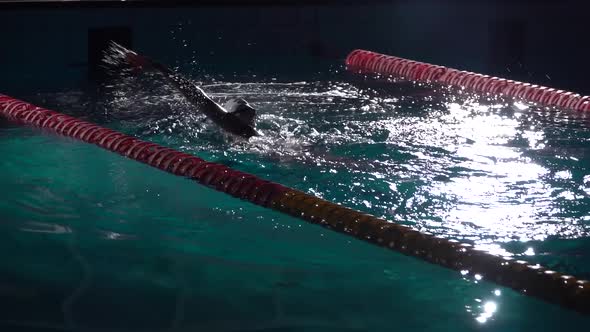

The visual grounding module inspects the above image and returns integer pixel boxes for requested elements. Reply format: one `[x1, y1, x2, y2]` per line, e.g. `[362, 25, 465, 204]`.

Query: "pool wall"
[0, 0, 588, 94]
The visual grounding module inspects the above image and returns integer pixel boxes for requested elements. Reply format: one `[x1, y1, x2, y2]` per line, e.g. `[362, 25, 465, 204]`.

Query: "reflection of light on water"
[419, 100, 570, 244]
[522, 129, 546, 149]
[473, 243, 513, 257]
[433, 156, 551, 242]
[555, 170, 572, 180]
[476, 301, 498, 323]
[513, 101, 529, 111]
[465, 288, 501, 323]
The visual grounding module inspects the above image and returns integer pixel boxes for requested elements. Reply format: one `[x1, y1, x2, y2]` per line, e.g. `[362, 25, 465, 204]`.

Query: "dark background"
[0, 0, 588, 94]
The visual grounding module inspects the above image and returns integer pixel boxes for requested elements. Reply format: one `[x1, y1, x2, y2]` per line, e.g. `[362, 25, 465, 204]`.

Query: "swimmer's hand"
[103, 41, 157, 75]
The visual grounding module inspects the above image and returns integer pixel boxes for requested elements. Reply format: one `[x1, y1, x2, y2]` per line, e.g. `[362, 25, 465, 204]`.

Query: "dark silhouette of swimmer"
[104, 42, 260, 139]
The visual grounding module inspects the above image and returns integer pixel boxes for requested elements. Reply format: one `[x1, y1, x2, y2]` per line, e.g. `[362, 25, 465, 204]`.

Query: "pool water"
[1, 67, 590, 331]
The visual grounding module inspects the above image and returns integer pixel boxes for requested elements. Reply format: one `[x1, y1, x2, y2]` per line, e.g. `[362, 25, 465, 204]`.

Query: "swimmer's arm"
[163, 72, 230, 118]
[162, 71, 213, 104]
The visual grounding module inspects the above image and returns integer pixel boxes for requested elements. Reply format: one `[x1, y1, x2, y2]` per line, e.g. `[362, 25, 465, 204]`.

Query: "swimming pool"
[2, 49, 590, 332]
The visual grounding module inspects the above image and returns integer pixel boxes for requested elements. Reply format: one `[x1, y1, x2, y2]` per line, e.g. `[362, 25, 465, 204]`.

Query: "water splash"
[20, 73, 590, 272]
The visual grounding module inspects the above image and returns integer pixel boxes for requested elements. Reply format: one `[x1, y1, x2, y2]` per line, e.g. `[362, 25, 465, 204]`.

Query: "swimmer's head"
[226, 98, 254, 112]
[224, 98, 257, 129]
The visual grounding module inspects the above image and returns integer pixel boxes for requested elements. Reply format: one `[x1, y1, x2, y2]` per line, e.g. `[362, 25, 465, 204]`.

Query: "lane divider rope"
[345, 49, 590, 112]
[1, 94, 589, 315]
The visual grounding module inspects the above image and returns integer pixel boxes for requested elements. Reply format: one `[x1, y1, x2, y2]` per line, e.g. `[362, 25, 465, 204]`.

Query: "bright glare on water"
[1, 71, 590, 331]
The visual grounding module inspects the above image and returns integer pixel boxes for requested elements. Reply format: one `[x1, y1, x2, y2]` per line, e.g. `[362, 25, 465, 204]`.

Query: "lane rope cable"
[1, 94, 589, 315]
[345, 49, 590, 112]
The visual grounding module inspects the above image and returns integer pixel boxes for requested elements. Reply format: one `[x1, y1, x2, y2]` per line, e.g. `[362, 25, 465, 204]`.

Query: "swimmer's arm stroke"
[104, 41, 261, 139]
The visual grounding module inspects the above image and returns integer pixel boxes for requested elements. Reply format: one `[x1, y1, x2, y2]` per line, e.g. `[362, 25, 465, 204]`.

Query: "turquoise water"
[1, 73, 590, 331]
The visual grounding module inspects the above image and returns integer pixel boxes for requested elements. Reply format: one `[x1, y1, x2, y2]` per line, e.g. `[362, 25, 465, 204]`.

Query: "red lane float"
[1, 94, 590, 315]
[0, 95, 289, 205]
[346, 49, 590, 112]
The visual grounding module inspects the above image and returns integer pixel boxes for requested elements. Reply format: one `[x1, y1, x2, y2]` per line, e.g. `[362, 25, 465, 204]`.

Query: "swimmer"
[104, 42, 260, 139]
